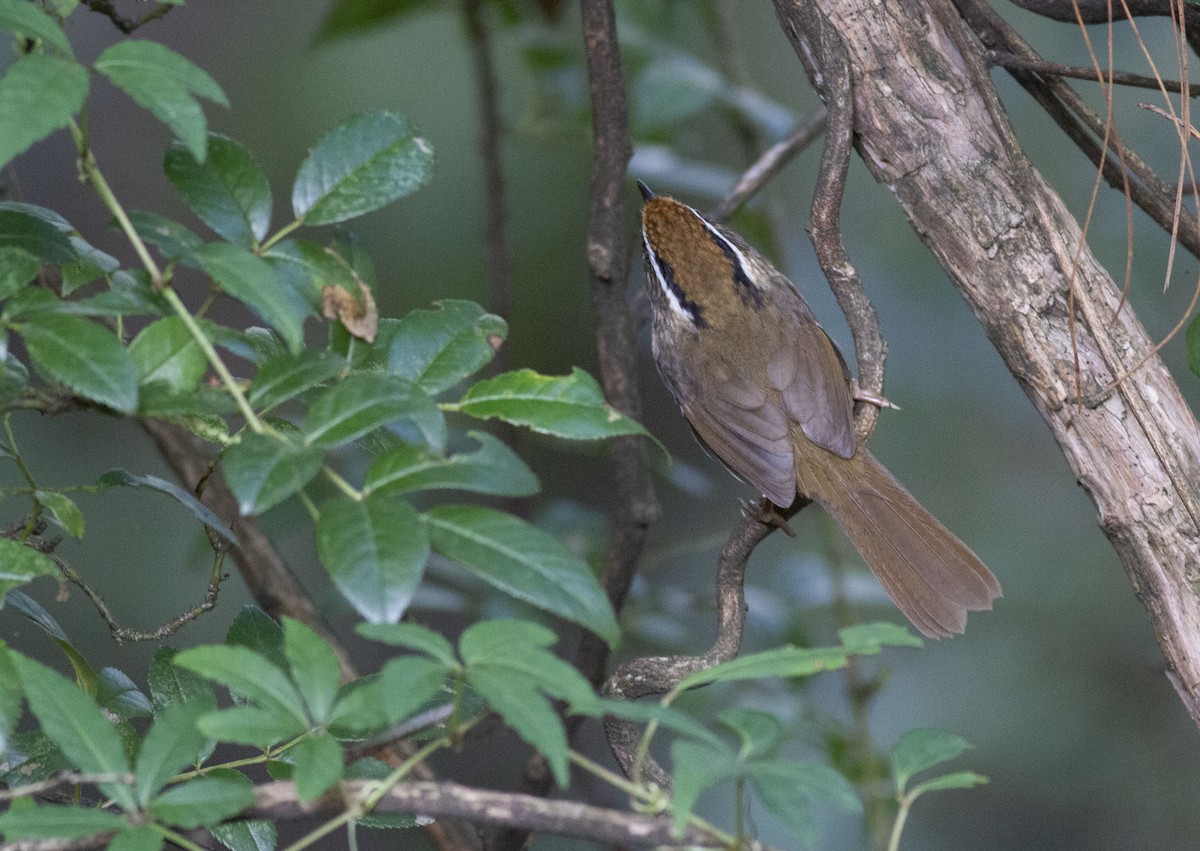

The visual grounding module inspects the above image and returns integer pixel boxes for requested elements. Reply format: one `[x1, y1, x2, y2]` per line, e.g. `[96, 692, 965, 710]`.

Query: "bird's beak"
[637, 180, 655, 201]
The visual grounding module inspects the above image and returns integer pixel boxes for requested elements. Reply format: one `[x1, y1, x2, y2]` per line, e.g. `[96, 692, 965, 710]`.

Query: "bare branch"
[986, 49, 1200, 97]
[79, 0, 173, 33]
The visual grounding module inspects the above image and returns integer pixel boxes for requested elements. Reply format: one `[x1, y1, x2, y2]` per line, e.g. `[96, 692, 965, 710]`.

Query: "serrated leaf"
[0, 0, 75, 56]
[421, 505, 619, 647]
[148, 774, 255, 829]
[148, 647, 217, 714]
[11, 653, 134, 810]
[97, 667, 151, 721]
[189, 242, 304, 353]
[891, 728, 973, 793]
[291, 733, 343, 801]
[467, 665, 568, 786]
[678, 646, 850, 690]
[96, 469, 236, 544]
[364, 431, 537, 498]
[107, 826, 163, 851]
[456, 367, 649, 441]
[316, 494, 429, 624]
[386, 300, 506, 394]
[134, 702, 207, 806]
[196, 705, 305, 748]
[282, 618, 341, 724]
[210, 819, 277, 851]
[356, 621, 457, 667]
[460, 620, 593, 706]
[292, 111, 433, 226]
[225, 607, 287, 670]
[223, 434, 324, 515]
[0, 804, 127, 840]
[165, 136, 272, 246]
[172, 645, 307, 725]
[0, 54, 88, 171]
[129, 316, 208, 392]
[129, 210, 203, 259]
[303, 372, 435, 448]
[0, 538, 58, 604]
[249, 349, 345, 412]
[19, 313, 138, 412]
[95, 40, 227, 161]
[369, 655, 448, 726]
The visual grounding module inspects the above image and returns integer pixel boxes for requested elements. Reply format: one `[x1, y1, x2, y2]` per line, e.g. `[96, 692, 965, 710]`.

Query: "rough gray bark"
[773, 0, 1200, 724]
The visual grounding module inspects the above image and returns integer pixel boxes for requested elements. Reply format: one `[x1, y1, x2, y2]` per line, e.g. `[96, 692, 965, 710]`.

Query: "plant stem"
[886, 796, 911, 851]
[259, 218, 304, 254]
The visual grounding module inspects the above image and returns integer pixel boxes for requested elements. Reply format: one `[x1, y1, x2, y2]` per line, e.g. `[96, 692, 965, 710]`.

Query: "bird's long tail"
[804, 449, 1001, 638]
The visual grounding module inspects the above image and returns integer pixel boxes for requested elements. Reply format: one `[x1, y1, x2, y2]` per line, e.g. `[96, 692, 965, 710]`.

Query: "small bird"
[638, 181, 1000, 637]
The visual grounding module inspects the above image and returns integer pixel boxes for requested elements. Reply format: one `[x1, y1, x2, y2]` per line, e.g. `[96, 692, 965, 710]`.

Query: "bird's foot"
[851, 381, 901, 411]
[742, 497, 797, 537]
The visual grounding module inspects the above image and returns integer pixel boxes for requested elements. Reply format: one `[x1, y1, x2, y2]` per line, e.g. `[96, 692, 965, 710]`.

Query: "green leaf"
[571, 697, 724, 749]
[223, 434, 324, 515]
[422, 505, 619, 647]
[0, 644, 20, 751]
[282, 617, 341, 724]
[97, 667, 152, 721]
[189, 242, 304, 353]
[749, 760, 861, 844]
[0, 0, 75, 56]
[164, 136, 272, 246]
[129, 210, 203, 259]
[148, 774, 255, 829]
[96, 469, 237, 545]
[291, 733, 343, 801]
[386, 300, 506, 394]
[129, 316, 208, 392]
[11, 653, 134, 810]
[456, 367, 649, 441]
[719, 707, 784, 761]
[837, 622, 922, 653]
[304, 372, 430, 448]
[678, 645, 850, 690]
[225, 607, 287, 671]
[148, 647, 217, 714]
[209, 819, 277, 851]
[370, 656, 448, 725]
[316, 494, 429, 624]
[891, 728, 973, 793]
[196, 705, 305, 748]
[0, 206, 76, 263]
[0, 55, 88, 171]
[94, 40, 228, 161]
[249, 349, 345, 412]
[364, 431, 537, 498]
[107, 826, 164, 851]
[0, 246, 39, 299]
[669, 739, 738, 832]
[0, 804, 127, 840]
[0, 538, 58, 604]
[318, 0, 438, 40]
[467, 665, 568, 786]
[909, 770, 988, 796]
[292, 111, 433, 226]
[460, 621, 594, 706]
[172, 646, 307, 725]
[134, 702, 207, 806]
[1187, 313, 1200, 378]
[18, 313, 138, 412]
[344, 758, 422, 828]
[356, 622, 457, 668]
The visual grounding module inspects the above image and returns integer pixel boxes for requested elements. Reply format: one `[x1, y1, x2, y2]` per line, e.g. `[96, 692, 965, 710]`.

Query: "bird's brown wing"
[680, 366, 797, 506]
[766, 316, 856, 460]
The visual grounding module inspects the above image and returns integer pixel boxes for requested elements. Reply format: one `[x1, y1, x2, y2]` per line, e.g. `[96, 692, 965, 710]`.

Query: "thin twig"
[986, 50, 1200, 96]
[80, 0, 174, 33]
[0, 772, 134, 802]
[463, 0, 512, 369]
[708, 107, 829, 223]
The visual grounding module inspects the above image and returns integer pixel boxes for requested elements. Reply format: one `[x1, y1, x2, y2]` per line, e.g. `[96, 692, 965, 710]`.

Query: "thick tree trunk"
[774, 0, 1200, 723]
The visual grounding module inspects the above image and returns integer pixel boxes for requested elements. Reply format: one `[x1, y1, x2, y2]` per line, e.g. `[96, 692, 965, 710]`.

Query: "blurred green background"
[4, 0, 1200, 848]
